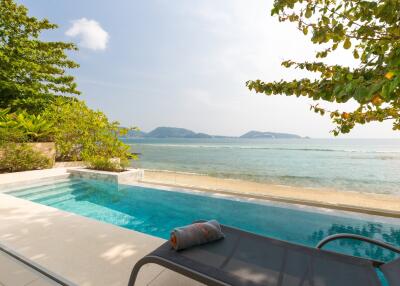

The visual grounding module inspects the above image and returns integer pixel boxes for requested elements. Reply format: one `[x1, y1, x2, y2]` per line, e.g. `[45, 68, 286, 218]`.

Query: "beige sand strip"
[141, 170, 400, 218]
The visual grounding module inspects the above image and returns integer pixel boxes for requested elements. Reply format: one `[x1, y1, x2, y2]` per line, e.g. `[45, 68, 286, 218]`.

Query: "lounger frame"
[128, 228, 400, 286]
[317, 233, 400, 266]
[129, 255, 230, 286]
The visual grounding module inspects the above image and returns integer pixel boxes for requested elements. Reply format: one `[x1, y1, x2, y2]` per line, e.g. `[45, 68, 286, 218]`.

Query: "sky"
[18, 0, 400, 138]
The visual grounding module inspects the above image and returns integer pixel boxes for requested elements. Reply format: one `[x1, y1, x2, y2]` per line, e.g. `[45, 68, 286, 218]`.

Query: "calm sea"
[123, 138, 400, 196]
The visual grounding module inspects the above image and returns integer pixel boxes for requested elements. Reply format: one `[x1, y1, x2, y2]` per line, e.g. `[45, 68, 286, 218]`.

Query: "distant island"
[123, 127, 307, 139]
[240, 131, 302, 139]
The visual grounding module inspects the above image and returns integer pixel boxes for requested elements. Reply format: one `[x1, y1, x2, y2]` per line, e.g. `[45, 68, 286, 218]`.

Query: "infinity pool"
[5, 178, 400, 263]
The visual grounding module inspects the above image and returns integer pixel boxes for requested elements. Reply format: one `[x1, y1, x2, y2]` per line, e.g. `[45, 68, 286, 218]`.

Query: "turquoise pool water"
[5, 178, 400, 264]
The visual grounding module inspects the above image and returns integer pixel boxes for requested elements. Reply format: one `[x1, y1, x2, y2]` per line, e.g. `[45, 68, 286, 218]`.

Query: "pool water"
[5, 178, 400, 264]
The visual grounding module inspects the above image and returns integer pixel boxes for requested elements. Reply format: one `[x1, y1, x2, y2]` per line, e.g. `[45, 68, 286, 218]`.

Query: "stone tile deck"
[0, 250, 60, 286]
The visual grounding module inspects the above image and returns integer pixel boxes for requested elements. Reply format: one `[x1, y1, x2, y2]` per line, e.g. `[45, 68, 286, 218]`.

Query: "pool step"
[25, 184, 92, 202]
[5, 179, 79, 195]
[0, 174, 71, 192]
[7, 180, 86, 198]
[38, 187, 95, 206]
[21, 181, 90, 200]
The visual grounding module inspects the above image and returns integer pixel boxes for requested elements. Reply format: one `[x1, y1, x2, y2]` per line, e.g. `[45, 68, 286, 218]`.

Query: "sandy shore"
[141, 169, 400, 217]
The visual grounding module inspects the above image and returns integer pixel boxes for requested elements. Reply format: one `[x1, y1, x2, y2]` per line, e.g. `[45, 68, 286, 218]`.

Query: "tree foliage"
[0, 0, 80, 113]
[247, 0, 400, 135]
[43, 98, 136, 166]
[0, 0, 135, 172]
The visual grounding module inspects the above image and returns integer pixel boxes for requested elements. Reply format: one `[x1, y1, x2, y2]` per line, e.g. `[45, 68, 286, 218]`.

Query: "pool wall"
[68, 168, 144, 185]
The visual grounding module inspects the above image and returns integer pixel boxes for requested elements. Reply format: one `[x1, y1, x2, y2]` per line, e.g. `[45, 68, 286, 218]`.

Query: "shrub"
[13, 111, 54, 142]
[43, 98, 137, 167]
[0, 127, 27, 146]
[85, 155, 128, 172]
[0, 143, 51, 173]
[0, 108, 53, 143]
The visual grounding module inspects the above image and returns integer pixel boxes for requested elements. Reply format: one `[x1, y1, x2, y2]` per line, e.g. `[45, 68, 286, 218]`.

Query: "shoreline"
[140, 169, 400, 218]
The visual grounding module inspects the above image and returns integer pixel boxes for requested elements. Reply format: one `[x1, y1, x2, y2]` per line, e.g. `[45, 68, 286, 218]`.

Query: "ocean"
[123, 138, 400, 196]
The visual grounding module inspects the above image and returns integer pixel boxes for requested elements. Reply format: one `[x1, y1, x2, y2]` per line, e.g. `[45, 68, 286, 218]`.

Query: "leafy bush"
[0, 109, 53, 143]
[0, 127, 27, 146]
[0, 143, 51, 173]
[43, 98, 136, 168]
[0, 109, 27, 145]
[85, 155, 128, 172]
[13, 111, 54, 142]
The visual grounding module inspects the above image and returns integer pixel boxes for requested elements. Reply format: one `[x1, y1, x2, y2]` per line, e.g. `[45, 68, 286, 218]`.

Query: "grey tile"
[0, 253, 41, 286]
[25, 277, 60, 286]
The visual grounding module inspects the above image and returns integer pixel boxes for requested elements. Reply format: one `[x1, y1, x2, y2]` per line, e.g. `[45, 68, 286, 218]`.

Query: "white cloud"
[66, 18, 109, 51]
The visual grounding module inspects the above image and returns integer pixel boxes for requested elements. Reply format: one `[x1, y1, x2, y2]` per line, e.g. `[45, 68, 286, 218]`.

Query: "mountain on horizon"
[124, 127, 306, 139]
[146, 127, 212, 138]
[239, 130, 302, 139]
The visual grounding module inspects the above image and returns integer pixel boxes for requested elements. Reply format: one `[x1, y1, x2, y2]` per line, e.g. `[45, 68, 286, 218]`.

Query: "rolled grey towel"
[170, 220, 225, 251]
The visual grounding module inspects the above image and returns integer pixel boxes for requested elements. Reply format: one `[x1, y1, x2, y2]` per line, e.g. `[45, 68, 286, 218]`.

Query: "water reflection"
[309, 223, 400, 262]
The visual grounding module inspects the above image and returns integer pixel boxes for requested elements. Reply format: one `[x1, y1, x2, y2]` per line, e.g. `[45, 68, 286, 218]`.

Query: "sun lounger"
[128, 223, 400, 286]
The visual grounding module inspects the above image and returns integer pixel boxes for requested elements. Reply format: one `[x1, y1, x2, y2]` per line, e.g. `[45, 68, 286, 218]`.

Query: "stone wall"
[0, 142, 56, 167]
[68, 168, 144, 185]
[54, 161, 85, 168]
[27, 142, 56, 167]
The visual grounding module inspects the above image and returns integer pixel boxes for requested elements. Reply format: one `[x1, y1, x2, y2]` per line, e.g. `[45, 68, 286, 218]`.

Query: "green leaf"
[305, 8, 312, 18]
[343, 38, 351, 49]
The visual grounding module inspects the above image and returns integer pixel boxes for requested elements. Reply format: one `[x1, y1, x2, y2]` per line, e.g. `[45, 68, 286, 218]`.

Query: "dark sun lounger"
[128, 223, 400, 286]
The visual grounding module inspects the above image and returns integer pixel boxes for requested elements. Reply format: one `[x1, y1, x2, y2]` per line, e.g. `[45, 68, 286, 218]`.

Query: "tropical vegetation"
[247, 0, 400, 135]
[43, 98, 135, 168]
[0, 0, 134, 172]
